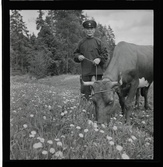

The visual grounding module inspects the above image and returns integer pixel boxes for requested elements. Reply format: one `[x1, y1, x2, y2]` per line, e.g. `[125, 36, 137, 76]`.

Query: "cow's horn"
[111, 81, 119, 87]
[82, 81, 94, 86]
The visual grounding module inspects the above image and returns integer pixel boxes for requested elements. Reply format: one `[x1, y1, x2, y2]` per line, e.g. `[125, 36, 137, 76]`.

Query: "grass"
[10, 74, 153, 159]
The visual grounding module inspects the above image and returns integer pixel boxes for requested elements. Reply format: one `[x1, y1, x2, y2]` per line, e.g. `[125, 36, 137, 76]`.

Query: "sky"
[19, 10, 153, 45]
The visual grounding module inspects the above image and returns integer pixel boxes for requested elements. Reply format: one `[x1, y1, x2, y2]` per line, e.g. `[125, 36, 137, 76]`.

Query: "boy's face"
[85, 28, 95, 37]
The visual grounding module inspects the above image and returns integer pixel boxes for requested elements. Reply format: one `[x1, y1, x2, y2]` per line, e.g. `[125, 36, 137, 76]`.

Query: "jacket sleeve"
[73, 43, 81, 63]
[98, 41, 109, 67]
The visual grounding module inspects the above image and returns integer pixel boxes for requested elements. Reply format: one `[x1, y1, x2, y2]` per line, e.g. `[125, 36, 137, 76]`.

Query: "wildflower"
[109, 141, 114, 145]
[55, 151, 64, 158]
[54, 138, 60, 141]
[145, 142, 150, 146]
[64, 110, 68, 115]
[116, 145, 123, 151]
[121, 153, 130, 159]
[42, 150, 48, 155]
[49, 148, 55, 154]
[37, 137, 45, 143]
[106, 135, 113, 141]
[79, 133, 84, 138]
[61, 135, 65, 138]
[57, 141, 62, 147]
[84, 129, 89, 133]
[82, 109, 86, 112]
[30, 114, 34, 117]
[93, 122, 98, 128]
[128, 138, 133, 143]
[94, 128, 99, 132]
[43, 116, 46, 120]
[131, 135, 137, 140]
[119, 114, 123, 117]
[33, 142, 43, 149]
[23, 124, 28, 128]
[113, 126, 117, 131]
[70, 124, 74, 127]
[88, 120, 93, 125]
[48, 105, 52, 110]
[47, 140, 53, 144]
[142, 121, 146, 124]
[29, 134, 35, 138]
[99, 130, 104, 133]
[31, 131, 37, 135]
[76, 126, 81, 130]
[101, 124, 106, 128]
[61, 112, 64, 116]
[113, 117, 117, 120]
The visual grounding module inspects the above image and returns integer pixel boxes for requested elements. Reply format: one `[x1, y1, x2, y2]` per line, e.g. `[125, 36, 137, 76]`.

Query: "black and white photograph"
[9, 9, 155, 160]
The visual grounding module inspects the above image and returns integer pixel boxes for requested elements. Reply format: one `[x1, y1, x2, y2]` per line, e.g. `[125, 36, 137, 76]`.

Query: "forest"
[10, 10, 116, 78]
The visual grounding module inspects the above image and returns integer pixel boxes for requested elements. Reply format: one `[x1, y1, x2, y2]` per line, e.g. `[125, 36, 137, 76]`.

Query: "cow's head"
[82, 78, 119, 124]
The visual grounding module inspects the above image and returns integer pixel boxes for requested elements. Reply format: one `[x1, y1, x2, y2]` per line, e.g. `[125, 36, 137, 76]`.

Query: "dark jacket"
[74, 36, 109, 76]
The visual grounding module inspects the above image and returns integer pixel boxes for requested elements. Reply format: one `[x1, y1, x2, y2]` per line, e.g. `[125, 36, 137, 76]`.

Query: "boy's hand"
[78, 55, 85, 61]
[93, 58, 101, 65]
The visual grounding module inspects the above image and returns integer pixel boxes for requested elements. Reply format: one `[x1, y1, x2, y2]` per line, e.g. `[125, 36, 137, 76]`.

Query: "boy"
[74, 20, 109, 99]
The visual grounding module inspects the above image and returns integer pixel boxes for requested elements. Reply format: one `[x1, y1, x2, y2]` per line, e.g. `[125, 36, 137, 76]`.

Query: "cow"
[82, 41, 153, 124]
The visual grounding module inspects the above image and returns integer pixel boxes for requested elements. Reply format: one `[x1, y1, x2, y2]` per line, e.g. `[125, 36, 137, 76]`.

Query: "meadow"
[10, 74, 153, 159]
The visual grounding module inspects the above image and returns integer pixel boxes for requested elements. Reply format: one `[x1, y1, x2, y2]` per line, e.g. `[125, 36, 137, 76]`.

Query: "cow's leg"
[125, 79, 139, 123]
[135, 88, 141, 109]
[116, 91, 125, 115]
[141, 86, 151, 110]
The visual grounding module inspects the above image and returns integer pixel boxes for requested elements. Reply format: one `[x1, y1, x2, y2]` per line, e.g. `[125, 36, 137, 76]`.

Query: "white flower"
[37, 137, 45, 143]
[145, 142, 150, 146]
[55, 151, 64, 158]
[94, 128, 99, 132]
[31, 131, 37, 135]
[93, 122, 98, 128]
[64, 110, 68, 115]
[119, 114, 123, 117]
[113, 117, 117, 120]
[79, 133, 84, 138]
[109, 141, 114, 145]
[54, 138, 60, 141]
[49, 148, 55, 154]
[61, 112, 64, 116]
[101, 124, 106, 128]
[142, 121, 146, 124]
[99, 130, 104, 133]
[57, 141, 62, 147]
[42, 150, 48, 155]
[116, 145, 123, 151]
[33, 142, 43, 149]
[76, 126, 81, 130]
[61, 135, 65, 138]
[113, 126, 117, 131]
[121, 153, 130, 159]
[70, 124, 74, 127]
[23, 124, 28, 128]
[47, 140, 53, 144]
[131, 135, 137, 140]
[128, 138, 133, 143]
[30, 114, 34, 117]
[82, 109, 86, 112]
[84, 129, 89, 133]
[106, 135, 113, 141]
[29, 134, 35, 138]
[43, 116, 46, 120]
[48, 105, 52, 110]
[88, 120, 93, 125]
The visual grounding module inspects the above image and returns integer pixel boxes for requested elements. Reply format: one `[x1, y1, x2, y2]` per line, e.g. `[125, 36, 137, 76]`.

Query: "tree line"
[10, 10, 116, 79]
